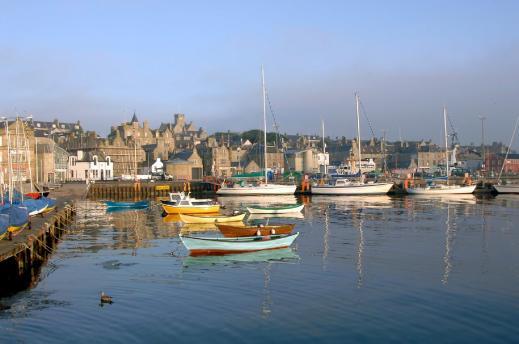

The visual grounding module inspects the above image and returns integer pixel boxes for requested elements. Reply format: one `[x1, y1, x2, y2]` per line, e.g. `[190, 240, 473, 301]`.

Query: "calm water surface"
[1, 195, 518, 343]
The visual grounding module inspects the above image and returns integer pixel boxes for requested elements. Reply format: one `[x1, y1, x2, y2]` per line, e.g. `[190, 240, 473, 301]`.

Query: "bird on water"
[100, 292, 113, 304]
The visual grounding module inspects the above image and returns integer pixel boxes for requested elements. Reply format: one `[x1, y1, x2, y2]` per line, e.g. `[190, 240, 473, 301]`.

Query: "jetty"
[0, 185, 79, 296]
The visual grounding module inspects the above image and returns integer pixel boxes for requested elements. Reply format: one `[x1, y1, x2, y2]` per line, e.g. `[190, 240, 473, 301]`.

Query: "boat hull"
[217, 223, 295, 237]
[216, 184, 296, 195]
[406, 185, 476, 195]
[179, 213, 246, 223]
[180, 232, 300, 255]
[494, 185, 519, 194]
[311, 183, 394, 195]
[162, 204, 220, 214]
[246, 204, 304, 214]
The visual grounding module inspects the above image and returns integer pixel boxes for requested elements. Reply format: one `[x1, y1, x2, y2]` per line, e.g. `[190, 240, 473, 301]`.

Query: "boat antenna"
[497, 116, 519, 183]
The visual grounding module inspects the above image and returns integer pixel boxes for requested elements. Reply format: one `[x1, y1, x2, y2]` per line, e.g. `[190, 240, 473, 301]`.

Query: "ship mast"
[355, 93, 362, 176]
[262, 65, 268, 185]
[444, 107, 449, 185]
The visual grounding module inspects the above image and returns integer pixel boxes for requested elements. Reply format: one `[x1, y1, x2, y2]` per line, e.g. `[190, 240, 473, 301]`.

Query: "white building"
[68, 150, 114, 181]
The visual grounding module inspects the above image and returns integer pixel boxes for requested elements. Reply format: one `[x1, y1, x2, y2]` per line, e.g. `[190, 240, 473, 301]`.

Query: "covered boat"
[246, 204, 304, 214]
[0, 214, 9, 240]
[179, 232, 300, 256]
[216, 223, 295, 237]
[1, 205, 29, 234]
[179, 213, 246, 224]
[161, 192, 220, 214]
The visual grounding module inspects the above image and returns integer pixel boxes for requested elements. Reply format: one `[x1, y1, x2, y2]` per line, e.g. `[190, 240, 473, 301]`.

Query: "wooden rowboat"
[179, 232, 300, 256]
[246, 204, 304, 214]
[179, 213, 246, 224]
[216, 223, 295, 237]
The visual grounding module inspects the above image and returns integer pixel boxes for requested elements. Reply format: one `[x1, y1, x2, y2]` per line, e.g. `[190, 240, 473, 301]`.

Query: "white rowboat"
[179, 232, 300, 255]
[246, 204, 304, 214]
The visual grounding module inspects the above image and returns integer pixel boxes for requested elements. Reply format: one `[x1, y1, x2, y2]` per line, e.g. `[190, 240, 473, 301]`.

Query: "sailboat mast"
[262, 66, 268, 184]
[321, 118, 326, 175]
[497, 116, 519, 182]
[355, 93, 362, 175]
[444, 107, 449, 185]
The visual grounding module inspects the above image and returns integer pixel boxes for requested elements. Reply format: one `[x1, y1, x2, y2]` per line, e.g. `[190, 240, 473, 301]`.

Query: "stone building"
[0, 119, 36, 184]
[165, 149, 204, 180]
[30, 118, 82, 144]
[35, 137, 69, 183]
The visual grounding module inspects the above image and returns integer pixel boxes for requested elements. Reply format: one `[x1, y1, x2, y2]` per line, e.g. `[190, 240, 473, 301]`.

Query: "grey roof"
[131, 112, 139, 123]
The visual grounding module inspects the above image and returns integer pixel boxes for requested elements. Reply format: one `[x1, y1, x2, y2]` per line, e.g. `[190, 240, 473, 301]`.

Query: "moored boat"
[161, 192, 220, 214]
[216, 223, 295, 237]
[179, 232, 300, 256]
[312, 178, 394, 195]
[494, 184, 519, 194]
[406, 184, 476, 195]
[246, 204, 304, 214]
[179, 213, 246, 224]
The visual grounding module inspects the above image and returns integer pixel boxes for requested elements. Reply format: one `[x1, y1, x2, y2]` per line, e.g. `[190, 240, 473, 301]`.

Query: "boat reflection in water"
[217, 195, 299, 208]
[182, 247, 300, 267]
[247, 212, 304, 221]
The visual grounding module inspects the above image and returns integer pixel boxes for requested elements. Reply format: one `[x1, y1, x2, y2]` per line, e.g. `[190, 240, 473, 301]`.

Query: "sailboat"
[494, 116, 519, 194]
[216, 67, 296, 195]
[311, 93, 394, 195]
[406, 107, 476, 195]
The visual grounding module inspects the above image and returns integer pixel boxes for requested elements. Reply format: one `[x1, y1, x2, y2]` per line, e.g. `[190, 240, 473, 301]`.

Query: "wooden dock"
[0, 199, 76, 296]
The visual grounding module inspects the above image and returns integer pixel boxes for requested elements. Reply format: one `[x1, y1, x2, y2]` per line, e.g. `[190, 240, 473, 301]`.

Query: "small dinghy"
[179, 232, 300, 256]
[216, 223, 295, 237]
[179, 213, 246, 224]
[105, 200, 149, 209]
[246, 204, 304, 214]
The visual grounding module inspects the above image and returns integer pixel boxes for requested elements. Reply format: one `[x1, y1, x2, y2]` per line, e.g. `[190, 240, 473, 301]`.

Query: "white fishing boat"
[216, 67, 296, 196]
[161, 192, 220, 214]
[179, 232, 300, 255]
[246, 204, 304, 214]
[406, 107, 475, 195]
[311, 93, 393, 195]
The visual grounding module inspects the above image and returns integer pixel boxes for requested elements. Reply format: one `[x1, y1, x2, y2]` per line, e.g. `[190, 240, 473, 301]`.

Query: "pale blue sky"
[1, 1, 518, 146]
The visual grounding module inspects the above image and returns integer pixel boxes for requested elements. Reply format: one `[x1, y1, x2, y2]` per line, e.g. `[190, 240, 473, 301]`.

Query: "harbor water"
[1, 195, 518, 343]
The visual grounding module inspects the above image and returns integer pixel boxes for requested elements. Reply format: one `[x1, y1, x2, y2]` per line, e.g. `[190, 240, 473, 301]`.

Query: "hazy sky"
[1, 1, 518, 147]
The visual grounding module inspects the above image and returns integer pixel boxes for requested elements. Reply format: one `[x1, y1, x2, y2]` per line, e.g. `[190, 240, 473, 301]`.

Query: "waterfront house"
[68, 150, 114, 181]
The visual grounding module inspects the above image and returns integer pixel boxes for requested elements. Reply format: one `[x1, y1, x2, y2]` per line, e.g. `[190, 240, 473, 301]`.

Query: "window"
[84, 170, 88, 179]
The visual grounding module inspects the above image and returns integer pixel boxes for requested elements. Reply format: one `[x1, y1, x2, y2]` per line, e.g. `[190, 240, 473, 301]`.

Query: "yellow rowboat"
[162, 204, 220, 214]
[179, 213, 246, 224]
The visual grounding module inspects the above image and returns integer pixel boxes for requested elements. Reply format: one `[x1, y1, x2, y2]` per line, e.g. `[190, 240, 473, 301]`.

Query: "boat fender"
[256, 229, 262, 236]
[271, 229, 276, 235]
